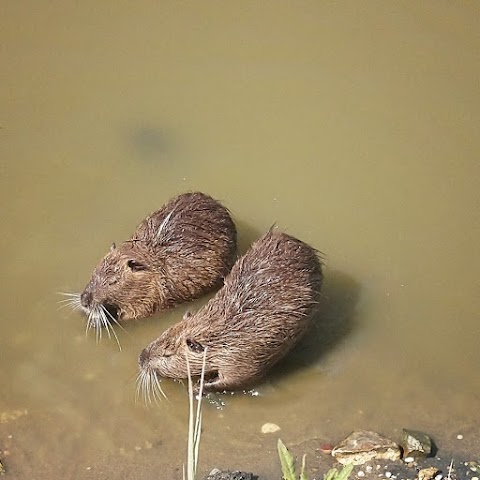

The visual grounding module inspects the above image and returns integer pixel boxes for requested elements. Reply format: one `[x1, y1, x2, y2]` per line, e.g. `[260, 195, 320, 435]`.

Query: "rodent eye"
[186, 338, 205, 353]
[127, 259, 147, 271]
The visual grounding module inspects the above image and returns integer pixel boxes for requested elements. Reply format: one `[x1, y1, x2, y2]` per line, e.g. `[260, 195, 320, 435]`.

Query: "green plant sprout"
[277, 438, 353, 480]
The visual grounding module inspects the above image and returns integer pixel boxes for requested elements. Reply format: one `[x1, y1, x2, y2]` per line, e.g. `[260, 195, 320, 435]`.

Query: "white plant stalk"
[185, 347, 208, 480]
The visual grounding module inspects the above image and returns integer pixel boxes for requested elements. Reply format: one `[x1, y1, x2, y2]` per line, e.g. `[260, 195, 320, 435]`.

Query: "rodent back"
[176, 229, 323, 360]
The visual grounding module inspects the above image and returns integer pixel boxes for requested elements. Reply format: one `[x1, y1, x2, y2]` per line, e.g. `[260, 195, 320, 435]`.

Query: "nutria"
[70, 192, 237, 337]
[137, 229, 323, 393]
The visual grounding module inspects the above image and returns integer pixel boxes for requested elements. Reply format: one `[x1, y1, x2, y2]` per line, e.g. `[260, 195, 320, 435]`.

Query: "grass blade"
[299, 454, 308, 480]
[336, 464, 353, 480]
[323, 464, 353, 480]
[277, 438, 297, 480]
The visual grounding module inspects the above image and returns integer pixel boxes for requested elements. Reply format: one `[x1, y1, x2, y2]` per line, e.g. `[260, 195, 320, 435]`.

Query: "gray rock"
[205, 469, 257, 480]
[417, 466, 439, 480]
[331, 430, 401, 465]
[401, 429, 432, 458]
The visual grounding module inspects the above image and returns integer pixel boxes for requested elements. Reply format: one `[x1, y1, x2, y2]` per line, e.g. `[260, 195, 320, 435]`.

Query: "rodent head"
[138, 316, 214, 381]
[81, 241, 165, 322]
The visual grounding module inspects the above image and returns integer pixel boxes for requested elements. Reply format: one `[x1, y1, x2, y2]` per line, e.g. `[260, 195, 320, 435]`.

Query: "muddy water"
[1, 2, 479, 479]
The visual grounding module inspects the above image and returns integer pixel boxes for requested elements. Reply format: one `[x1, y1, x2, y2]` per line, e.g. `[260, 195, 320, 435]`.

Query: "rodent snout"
[138, 347, 151, 370]
[80, 290, 93, 308]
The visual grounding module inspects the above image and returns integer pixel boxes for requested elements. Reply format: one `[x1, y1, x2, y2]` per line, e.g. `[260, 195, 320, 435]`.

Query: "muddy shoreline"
[203, 426, 480, 480]
[206, 447, 479, 480]
[2, 420, 479, 479]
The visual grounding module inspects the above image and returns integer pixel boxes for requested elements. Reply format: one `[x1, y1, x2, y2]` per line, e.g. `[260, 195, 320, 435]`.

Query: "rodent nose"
[138, 348, 150, 369]
[80, 290, 93, 308]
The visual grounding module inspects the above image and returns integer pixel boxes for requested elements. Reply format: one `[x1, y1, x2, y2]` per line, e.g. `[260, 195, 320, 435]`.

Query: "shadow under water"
[272, 269, 361, 377]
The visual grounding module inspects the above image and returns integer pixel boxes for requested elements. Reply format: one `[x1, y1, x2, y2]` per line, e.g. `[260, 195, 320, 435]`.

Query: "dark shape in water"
[131, 126, 172, 159]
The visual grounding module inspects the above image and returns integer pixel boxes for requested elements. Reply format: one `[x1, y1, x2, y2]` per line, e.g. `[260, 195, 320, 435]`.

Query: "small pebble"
[456, 434, 463, 439]
[472, 477, 479, 480]
[418, 467, 440, 480]
[385, 472, 392, 478]
[134, 446, 142, 451]
[261, 422, 280, 434]
[357, 471, 365, 477]
[404, 456, 414, 463]
[434, 475, 443, 480]
[366, 465, 373, 473]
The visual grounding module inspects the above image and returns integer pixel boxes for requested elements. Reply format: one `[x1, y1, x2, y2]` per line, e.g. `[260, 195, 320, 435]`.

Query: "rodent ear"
[186, 338, 205, 353]
[110, 242, 116, 251]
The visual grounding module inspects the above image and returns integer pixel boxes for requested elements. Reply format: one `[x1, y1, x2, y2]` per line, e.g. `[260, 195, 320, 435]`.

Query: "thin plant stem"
[184, 348, 208, 480]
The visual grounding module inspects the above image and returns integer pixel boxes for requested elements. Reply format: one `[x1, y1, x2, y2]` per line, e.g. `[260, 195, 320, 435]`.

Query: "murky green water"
[1, 2, 479, 478]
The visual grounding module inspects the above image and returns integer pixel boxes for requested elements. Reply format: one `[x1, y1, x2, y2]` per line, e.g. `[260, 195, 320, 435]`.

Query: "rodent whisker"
[135, 369, 167, 406]
[99, 305, 122, 351]
[102, 305, 128, 335]
[85, 310, 94, 336]
[134, 373, 143, 404]
[83, 305, 123, 351]
[85, 308, 103, 344]
[136, 370, 153, 405]
[95, 311, 102, 344]
[56, 292, 82, 312]
[85, 318, 91, 337]
[57, 298, 81, 311]
[153, 372, 168, 401]
[143, 374, 152, 405]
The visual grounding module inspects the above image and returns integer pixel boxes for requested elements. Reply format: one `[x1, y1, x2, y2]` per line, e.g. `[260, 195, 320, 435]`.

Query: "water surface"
[1, 2, 479, 479]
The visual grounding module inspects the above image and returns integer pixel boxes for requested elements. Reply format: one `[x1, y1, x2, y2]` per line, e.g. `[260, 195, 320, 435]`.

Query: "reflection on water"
[2, 2, 479, 479]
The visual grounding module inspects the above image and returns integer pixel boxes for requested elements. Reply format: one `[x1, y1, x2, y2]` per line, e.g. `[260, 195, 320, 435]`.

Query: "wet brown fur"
[80, 192, 237, 321]
[139, 229, 323, 392]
